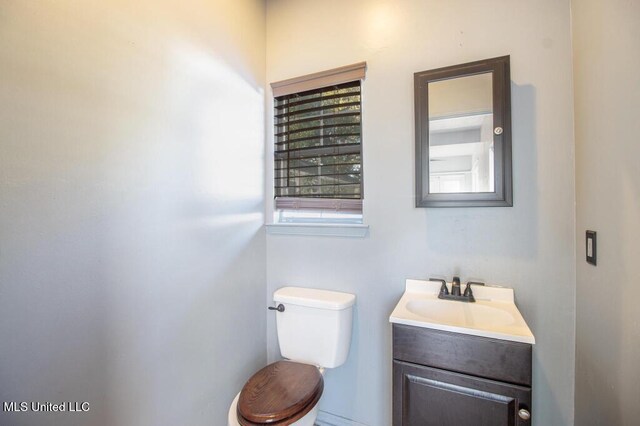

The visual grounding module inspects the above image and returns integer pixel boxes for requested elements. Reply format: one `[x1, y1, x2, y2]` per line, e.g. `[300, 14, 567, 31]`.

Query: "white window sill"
[265, 223, 369, 238]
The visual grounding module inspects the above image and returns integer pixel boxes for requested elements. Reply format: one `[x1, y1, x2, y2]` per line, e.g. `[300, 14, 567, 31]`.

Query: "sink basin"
[406, 299, 515, 328]
[390, 279, 535, 344]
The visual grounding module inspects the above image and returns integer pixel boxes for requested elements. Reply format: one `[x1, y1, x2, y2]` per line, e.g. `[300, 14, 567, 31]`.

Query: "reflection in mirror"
[428, 72, 494, 194]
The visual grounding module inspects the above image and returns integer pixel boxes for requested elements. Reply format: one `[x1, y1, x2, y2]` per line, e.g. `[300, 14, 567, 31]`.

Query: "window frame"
[270, 62, 367, 223]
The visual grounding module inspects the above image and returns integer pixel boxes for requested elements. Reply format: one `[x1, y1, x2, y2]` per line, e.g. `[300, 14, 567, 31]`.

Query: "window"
[271, 63, 366, 224]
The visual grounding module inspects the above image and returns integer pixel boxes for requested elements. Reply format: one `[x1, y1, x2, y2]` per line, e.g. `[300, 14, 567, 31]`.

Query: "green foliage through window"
[274, 81, 362, 199]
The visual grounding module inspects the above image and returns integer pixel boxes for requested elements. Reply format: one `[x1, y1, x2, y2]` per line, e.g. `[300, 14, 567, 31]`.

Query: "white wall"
[572, 1, 640, 424]
[266, 1, 576, 425]
[0, 1, 265, 424]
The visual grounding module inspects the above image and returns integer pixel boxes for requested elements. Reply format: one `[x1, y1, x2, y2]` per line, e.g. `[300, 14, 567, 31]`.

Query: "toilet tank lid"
[274, 287, 356, 310]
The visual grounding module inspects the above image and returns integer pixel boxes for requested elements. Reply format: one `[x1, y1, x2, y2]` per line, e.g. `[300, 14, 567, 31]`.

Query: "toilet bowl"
[227, 287, 355, 426]
[227, 362, 323, 426]
[227, 388, 320, 426]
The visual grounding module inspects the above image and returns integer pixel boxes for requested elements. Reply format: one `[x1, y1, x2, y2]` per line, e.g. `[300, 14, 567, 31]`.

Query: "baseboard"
[315, 410, 368, 426]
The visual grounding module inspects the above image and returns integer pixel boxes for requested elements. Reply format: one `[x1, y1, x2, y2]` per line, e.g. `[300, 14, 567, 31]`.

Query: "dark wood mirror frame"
[415, 56, 512, 208]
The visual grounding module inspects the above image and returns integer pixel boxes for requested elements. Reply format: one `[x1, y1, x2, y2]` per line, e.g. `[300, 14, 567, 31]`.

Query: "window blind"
[274, 80, 363, 213]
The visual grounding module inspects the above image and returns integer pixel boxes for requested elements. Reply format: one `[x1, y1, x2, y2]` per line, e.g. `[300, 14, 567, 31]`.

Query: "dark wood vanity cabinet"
[393, 324, 532, 426]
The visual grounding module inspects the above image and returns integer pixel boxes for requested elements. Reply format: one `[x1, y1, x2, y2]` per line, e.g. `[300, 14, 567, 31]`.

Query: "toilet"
[228, 286, 356, 426]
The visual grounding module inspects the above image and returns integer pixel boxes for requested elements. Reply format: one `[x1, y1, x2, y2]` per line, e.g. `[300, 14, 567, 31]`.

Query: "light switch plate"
[586, 230, 597, 266]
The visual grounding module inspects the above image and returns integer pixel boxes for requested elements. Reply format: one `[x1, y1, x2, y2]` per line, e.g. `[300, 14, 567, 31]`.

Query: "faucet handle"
[429, 278, 449, 296]
[463, 282, 472, 297]
[462, 283, 476, 302]
[463, 281, 484, 300]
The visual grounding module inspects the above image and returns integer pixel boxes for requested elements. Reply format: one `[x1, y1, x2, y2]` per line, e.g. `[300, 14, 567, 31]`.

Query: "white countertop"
[389, 279, 535, 344]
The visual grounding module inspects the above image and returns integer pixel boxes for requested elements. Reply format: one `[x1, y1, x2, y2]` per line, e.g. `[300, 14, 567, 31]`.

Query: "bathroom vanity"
[390, 279, 534, 425]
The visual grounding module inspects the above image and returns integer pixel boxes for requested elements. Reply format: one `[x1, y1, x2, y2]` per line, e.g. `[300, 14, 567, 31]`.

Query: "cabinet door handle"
[518, 408, 531, 420]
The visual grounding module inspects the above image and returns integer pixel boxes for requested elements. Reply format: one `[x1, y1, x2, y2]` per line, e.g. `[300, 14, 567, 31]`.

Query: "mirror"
[415, 56, 512, 207]
[428, 73, 494, 194]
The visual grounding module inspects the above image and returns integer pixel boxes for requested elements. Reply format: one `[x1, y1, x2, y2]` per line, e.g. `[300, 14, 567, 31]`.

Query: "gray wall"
[0, 1, 266, 424]
[265, 1, 576, 425]
[573, 1, 640, 424]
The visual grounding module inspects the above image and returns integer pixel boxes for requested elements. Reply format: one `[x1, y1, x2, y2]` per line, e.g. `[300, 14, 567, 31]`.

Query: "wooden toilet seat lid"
[237, 360, 323, 425]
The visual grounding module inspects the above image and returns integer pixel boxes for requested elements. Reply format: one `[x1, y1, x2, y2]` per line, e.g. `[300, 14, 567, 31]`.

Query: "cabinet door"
[393, 361, 531, 426]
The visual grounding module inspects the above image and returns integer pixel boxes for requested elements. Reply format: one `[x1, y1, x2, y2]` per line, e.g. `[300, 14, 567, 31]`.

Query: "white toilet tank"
[273, 287, 356, 368]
